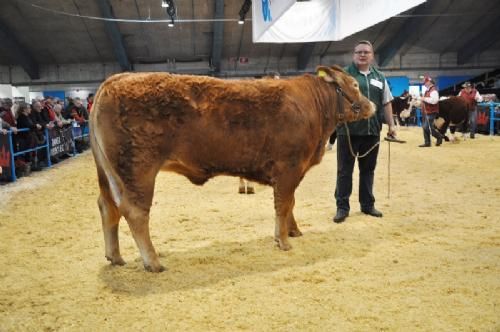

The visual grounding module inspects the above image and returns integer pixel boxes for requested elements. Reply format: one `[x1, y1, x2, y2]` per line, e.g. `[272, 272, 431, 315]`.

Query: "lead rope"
[334, 83, 379, 159]
[344, 123, 380, 158]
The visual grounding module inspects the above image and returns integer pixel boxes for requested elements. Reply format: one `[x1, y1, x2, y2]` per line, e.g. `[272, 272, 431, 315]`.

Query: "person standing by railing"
[458, 81, 483, 138]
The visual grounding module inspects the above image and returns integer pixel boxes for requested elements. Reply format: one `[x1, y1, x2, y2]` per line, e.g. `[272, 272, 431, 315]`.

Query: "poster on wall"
[0, 134, 12, 181]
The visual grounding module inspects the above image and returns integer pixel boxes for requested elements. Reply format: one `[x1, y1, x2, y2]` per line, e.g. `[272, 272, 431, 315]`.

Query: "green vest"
[336, 63, 386, 136]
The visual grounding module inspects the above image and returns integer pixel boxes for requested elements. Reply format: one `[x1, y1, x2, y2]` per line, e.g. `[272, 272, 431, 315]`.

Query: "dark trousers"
[335, 134, 380, 212]
[422, 112, 441, 144]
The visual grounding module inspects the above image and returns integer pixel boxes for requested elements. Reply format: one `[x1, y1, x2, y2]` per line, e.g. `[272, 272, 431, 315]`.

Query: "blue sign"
[262, 0, 272, 22]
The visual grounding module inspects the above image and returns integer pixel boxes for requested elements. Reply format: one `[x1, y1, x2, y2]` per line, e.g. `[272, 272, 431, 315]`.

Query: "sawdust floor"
[0, 126, 499, 331]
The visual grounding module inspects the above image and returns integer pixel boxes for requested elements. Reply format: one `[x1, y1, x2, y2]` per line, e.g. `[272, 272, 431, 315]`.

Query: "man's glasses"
[354, 51, 372, 55]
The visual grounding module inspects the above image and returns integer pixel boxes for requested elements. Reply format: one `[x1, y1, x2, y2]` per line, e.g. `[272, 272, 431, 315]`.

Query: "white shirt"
[423, 89, 439, 105]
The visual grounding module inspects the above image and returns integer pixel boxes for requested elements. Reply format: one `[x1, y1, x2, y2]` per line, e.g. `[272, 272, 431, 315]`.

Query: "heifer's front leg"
[273, 182, 299, 250]
[287, 209, 303, 237]
[123, 204, 165, 272]
[98, 194, 125, 266]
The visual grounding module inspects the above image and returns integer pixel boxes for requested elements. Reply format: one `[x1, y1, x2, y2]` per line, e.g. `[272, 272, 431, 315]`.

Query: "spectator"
[458, 81, 483, 138]
[419, 76, 443, 147]
[16, 102, 41, 165]
[0, 98, 18, 134]
[70, 98, 89, 124]
[87, 93, 94, 113]
[63, 97, 75, 119]
[30, 101, 54, 130]
[333, 40, 396, 223]
[42, 96, 56, 122]
[53, 104, 72, 127]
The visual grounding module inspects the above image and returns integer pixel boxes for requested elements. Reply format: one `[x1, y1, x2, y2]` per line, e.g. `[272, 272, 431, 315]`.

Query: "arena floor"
[1, 126, 499, 331]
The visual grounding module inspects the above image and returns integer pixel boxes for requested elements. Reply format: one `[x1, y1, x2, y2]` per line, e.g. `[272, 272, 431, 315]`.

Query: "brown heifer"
[435, 96, 469, 141]
[90, 66, 375, 272]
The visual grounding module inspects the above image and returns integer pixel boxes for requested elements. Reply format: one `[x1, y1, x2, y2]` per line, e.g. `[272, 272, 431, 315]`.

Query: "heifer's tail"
[90, 88, 124, 208]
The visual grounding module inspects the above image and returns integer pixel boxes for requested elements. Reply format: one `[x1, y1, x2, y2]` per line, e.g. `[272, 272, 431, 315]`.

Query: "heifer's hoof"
[106, 255, 126, 266]
[246, 187, 255, 194]
[288, 229, 303, 237]
[278, 240, 292, 251]
[238, 187, 246, 194]
[144, 264, 166, 273]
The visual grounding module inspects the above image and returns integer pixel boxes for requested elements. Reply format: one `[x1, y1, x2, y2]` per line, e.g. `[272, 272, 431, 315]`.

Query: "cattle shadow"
[97, 222, 379, 296]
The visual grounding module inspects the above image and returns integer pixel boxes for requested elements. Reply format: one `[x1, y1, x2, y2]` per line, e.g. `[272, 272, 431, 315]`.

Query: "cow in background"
[391, 91, 414, 127]
[434, 96, 470, 142]
[90, 66, 375, 272]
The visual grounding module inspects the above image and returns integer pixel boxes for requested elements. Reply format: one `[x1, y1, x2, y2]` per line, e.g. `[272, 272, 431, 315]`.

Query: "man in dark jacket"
[333, 40, 396, 223]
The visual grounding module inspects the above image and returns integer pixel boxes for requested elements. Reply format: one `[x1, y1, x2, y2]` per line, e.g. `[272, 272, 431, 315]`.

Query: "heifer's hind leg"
[96, 165, 125, 266]
[120, 175, 164, 272]
[122, 205, 164, 272]
[98, 194, 125, 266]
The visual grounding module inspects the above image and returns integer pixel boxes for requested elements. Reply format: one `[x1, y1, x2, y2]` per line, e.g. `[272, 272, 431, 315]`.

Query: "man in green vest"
[333, 40, 396, 223]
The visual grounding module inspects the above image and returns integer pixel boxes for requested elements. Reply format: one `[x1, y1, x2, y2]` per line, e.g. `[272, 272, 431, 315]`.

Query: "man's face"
[353, 43, 374, 67]
[33, 102, 42, 111]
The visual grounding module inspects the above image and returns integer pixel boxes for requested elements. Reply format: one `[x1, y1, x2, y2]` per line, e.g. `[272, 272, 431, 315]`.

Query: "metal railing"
[478, 102, 500, 136]
[1, 121, 89, 182]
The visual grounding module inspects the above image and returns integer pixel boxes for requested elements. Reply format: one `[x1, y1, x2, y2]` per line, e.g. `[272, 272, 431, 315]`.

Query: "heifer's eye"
[353, 83, 359, 89]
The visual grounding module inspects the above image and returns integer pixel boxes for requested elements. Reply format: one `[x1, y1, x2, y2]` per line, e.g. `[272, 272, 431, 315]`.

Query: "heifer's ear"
[316, 66, 334, 83]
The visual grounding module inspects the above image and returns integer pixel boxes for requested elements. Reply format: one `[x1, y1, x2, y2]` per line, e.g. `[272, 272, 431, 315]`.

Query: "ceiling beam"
[211, 0, 224, 74]
[0, 19, 39, 79]
[95, 0, 131, 71]
[297, 43, 316, 70]
[457, 18, 500, 65]
[376, 0, 452, 67]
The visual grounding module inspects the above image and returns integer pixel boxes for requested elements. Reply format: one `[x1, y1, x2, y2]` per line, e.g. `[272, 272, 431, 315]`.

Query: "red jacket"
[459, 88, 479, 108]
[0, 107, 16, 127]
[423, 85, 439, 114]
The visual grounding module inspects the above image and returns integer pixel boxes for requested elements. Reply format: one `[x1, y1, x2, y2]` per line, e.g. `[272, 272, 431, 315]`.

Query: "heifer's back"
[92, 73, 325, 189]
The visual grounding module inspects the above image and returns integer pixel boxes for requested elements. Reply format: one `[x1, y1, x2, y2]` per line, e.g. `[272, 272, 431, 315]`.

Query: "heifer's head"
[316, 65, 375, 124]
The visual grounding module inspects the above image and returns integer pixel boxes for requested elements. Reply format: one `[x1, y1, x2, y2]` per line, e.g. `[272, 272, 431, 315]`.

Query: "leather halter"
[334, 84, 361, 122]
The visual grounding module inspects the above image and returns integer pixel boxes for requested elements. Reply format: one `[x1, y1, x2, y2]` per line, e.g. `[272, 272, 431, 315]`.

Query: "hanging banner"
[337, 0, 426, 40]
[0, 134, 12, 181]
[253, 0, 426, 43]
[252, 0, 296, 42]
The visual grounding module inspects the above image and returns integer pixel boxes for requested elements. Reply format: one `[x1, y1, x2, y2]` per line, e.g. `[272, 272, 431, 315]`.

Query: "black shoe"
[333, 209, 349, 223]
[361, 207, 383, 218]
[418, 143, 431, 147]
[470, 134, 475, 139]
[436, 137, 442, 146]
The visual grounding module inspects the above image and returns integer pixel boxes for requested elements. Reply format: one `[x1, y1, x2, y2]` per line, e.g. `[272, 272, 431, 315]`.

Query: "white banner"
[252, 0, 426, 43]
[252, 0, 296, 43]
[338, 0, 426, 40]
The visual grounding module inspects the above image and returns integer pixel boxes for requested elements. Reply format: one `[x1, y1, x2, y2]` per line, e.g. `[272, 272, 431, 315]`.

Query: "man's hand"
[387, 125, 397, 138]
